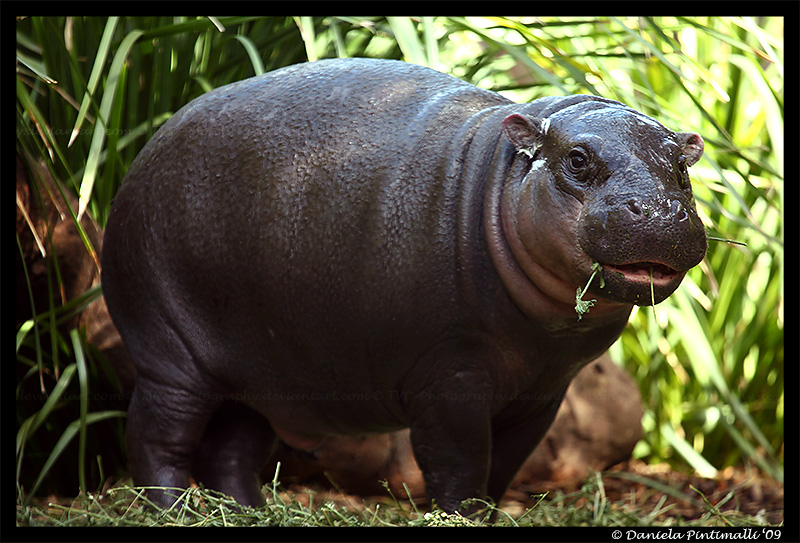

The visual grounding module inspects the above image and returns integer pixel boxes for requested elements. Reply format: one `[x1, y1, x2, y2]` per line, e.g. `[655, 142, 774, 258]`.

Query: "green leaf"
[575, 262, 603, 320]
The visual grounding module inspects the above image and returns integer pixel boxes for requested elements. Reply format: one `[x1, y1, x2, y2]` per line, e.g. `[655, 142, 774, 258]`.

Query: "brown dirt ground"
[278, 459, 784, 525]
[30, 460, 783, 525]
[506, 460, 784, 524]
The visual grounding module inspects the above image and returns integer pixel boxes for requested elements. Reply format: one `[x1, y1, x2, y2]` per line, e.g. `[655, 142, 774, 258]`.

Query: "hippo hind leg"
[192, 401, 277, 508]
[123, 329, 276, 508]
[126, 375, 219, 508]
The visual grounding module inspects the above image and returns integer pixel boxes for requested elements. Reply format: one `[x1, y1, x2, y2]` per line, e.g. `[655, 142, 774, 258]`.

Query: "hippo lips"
[601, 261, 682, 286]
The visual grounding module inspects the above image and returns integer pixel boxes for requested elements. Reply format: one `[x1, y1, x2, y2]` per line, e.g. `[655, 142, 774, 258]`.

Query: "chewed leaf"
[575, 262, 603, 321]
[575, 288, 596, 320]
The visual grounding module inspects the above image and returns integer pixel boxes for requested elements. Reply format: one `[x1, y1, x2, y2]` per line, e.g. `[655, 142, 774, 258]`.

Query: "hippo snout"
[578, 191, 707, 305]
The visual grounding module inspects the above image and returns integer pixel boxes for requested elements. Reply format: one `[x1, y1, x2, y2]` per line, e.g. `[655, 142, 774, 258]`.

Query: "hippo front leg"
[409, 405, 491, 514]
[486, 390, 567, 504]
[403, 342, 496, 514]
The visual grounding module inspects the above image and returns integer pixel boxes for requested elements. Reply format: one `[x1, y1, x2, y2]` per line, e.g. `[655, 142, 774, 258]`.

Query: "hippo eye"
[567, 148, 589, 174]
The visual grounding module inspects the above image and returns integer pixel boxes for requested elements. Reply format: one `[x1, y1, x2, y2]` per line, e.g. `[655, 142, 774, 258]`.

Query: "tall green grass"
[16, 16, 783, 507]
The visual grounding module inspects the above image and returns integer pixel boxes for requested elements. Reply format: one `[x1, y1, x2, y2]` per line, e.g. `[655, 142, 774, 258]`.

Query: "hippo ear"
[502, 114, 547, 158]
[678, 132, 704, 166]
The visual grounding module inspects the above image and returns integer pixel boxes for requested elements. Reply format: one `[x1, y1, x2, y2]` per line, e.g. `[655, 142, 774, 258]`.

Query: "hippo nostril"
[625, 198, 644, 217]
[669, 200, 688, 222]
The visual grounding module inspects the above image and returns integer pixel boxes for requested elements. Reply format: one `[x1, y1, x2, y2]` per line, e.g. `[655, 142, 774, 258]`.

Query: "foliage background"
[16, 16, 784, 505]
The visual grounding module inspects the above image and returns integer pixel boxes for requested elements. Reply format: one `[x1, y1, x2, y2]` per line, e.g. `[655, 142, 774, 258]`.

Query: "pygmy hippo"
[102, 58, 707, 513]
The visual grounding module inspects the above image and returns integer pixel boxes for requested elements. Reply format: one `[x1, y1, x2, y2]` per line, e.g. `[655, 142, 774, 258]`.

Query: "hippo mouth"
[601, 261, 682, 286]
[593, 260, 686, 306]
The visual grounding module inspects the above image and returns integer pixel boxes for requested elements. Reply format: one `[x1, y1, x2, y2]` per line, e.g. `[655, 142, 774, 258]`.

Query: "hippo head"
[497, 96, 707, 315]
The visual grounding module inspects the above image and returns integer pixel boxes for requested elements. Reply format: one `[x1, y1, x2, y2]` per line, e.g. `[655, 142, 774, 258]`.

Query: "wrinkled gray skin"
[102, 58, 707, 513]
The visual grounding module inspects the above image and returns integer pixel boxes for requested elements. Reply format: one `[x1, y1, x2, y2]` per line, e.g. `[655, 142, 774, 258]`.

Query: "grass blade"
[77, 29, 144, 220]
[660, 423, 718, 478]
[69, 17, 119, 147]
[233, 35, 265, 75]
[387, 17, 428, 66]
[72, 330, 89, 500]
[23, 410, 127, 505]
[294, 17, 318, 62]
[16, 364, 77, 490]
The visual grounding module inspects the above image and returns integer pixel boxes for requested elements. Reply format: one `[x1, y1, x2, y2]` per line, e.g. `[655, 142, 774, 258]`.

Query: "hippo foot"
[191, 401, 277, 508]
